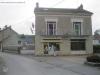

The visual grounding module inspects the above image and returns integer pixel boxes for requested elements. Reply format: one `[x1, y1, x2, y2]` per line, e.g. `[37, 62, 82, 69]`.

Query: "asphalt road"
[0, 52, 100, 75]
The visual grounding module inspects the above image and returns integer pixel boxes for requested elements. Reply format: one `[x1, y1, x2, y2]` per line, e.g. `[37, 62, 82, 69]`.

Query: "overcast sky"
[0, 0, 100, 35]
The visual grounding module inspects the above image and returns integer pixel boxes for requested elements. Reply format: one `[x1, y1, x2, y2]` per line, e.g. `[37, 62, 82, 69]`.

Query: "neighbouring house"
[34, 3, 93, 56]
[19, 34, 35, 50]
[0, 26, 21, 52]
[0, 26, 35, 53]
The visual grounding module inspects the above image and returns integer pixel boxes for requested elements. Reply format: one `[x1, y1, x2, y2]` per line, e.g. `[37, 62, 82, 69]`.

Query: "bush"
[93, 45, 100, 53]
[87, 55, 100, 63]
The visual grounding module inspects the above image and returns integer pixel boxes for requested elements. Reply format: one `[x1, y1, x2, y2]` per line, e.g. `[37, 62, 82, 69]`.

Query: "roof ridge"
[34, 7, 93, 15]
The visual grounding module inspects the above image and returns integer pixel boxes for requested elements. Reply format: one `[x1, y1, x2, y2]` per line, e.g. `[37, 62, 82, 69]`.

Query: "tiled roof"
[19, 35, 35, 44]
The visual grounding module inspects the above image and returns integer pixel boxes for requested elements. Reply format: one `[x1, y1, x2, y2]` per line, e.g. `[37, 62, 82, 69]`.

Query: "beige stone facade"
[34, 3, 93, 56]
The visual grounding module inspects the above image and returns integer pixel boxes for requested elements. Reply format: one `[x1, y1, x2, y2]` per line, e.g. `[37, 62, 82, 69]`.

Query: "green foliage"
[93, 45, 100, 53]
[87, 55, 100, 63]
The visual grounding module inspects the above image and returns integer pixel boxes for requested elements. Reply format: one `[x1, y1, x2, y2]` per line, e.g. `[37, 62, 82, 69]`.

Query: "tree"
[30, 23, 35, 34]
[94, 29, 100, 35]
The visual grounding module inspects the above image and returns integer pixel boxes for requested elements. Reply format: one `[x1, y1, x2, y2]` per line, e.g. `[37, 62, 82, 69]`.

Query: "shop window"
[71, 39, 85, 51]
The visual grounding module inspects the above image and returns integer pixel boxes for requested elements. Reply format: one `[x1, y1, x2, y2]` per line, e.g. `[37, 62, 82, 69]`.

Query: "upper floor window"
[47, 21, 56, 35]
[73, 22, 81, 35]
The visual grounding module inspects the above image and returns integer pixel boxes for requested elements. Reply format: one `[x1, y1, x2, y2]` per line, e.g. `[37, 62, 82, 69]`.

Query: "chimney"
[36, 2, 39, 8]
[78, 4, 83, 10]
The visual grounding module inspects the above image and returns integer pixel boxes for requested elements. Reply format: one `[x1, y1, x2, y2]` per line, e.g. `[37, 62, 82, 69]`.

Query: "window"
[73, 22, 81, 35]
[44, 42, 60, 52]
[71, 39, 85, 51]
[47, 22, 56, 35]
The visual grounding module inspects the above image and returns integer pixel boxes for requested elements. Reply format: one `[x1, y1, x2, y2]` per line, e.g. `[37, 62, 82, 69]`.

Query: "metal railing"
[38, 31, 91, 38]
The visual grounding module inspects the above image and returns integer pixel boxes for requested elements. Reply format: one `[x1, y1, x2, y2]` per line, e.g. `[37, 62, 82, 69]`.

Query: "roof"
[19, 35, 35, 44]
[0, 26, 18, 35]
[19, 35, 35, 38]
[0, 26, 19, 42]
[34, 5, 93, 16]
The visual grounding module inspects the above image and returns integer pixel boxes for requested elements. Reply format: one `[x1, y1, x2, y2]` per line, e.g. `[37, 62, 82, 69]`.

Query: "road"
[0, 52, 100, 75]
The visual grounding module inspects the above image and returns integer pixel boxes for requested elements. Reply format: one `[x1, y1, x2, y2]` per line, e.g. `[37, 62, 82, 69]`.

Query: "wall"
[1, 28, 20, 50]
[35, 14, 92, 36]
[35, 12, 93, 55]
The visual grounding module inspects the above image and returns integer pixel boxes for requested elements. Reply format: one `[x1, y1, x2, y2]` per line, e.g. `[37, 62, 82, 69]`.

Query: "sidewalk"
[0, 55, 7, 75]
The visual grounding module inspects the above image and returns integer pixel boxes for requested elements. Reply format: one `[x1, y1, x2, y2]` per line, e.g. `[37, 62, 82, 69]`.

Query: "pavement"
[0, 56, 6, 75]
[21, 50, 34, 55]
[0, 52, 100, 75]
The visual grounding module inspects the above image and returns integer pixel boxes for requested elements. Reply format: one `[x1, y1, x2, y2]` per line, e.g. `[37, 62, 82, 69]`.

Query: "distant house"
[0, 26, 20, 51]
[34, 3, 93, 55]
[93, 29, 100, 45]
[19, 34, 35, 50]
[93, 34, 100, 45]
[0, 26, 35, 52]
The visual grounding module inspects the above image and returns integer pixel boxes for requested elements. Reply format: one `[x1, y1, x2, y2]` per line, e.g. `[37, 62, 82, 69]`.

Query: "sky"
[0, 0, 100, 35]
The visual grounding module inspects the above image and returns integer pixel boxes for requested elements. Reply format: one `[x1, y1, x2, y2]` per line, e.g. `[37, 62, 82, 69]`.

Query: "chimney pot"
[36, 2, 39, 8]
[78, 4, 83, 10]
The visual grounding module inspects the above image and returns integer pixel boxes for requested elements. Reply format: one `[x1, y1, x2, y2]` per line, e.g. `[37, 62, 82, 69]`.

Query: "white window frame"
[45, 18, 57, 35]
[73, 22, 81, 35]
[47, 22, 56, 35]
[71, 18, 83, 35]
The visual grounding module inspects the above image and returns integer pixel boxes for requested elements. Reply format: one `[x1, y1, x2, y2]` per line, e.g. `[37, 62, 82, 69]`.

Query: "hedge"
[93, 45, 100, 53]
